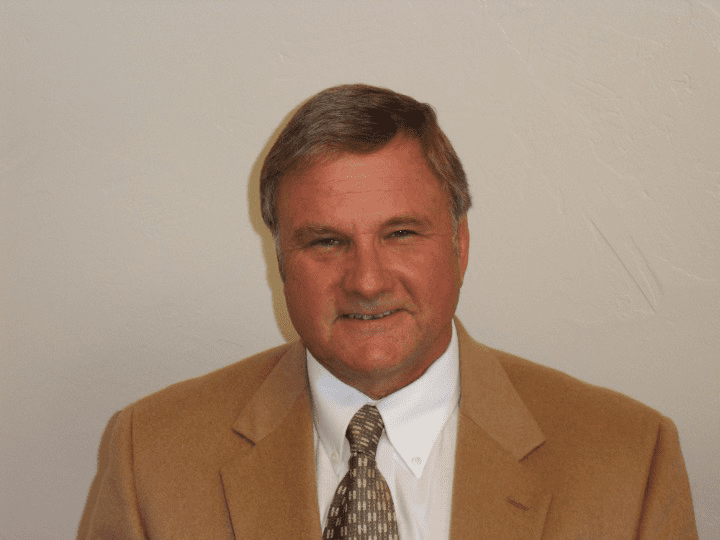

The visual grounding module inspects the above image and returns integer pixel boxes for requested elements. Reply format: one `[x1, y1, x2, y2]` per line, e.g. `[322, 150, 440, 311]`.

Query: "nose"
[342, 238, 392, 300]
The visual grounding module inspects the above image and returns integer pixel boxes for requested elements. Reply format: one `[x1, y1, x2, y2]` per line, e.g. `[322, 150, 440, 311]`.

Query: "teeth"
[346, 310, 394, 320]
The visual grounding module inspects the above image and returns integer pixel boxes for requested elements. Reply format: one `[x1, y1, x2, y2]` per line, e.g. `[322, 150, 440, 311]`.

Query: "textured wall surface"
[1, 1, 718, 538]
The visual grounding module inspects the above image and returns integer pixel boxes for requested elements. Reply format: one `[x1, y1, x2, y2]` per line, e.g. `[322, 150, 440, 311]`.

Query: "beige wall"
[2, 1, 718, 538]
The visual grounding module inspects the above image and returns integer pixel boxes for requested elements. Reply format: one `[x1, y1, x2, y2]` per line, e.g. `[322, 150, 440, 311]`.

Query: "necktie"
[323, 404, 399, 540]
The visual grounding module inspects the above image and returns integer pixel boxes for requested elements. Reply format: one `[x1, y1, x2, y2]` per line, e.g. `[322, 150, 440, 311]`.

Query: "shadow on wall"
[246, 99, 309, 344]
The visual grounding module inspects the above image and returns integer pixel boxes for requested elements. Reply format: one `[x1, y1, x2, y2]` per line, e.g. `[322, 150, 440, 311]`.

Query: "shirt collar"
[307, 321, 460, 478]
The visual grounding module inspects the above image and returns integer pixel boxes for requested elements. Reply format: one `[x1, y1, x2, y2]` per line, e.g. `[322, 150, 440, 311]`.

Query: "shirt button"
[331, 453, 338, 463]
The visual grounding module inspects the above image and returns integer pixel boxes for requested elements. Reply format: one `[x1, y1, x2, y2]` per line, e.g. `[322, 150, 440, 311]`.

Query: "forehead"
[277, 139, 447, 220]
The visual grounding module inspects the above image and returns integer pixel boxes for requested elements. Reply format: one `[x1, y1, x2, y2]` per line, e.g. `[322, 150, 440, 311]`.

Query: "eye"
[389, 229, 416, 239]
[311, 237, 340, 248]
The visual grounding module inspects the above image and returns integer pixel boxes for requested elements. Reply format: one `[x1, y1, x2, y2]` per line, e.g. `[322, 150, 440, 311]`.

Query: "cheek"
[283, 263, 335, 318]
[284, 278, 321, 341]
[417, 253, 462, 308]
[403, 247, 457, 285]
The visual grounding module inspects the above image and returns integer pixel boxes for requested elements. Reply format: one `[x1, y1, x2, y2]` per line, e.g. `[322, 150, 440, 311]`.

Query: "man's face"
[276, 137, 469, 398]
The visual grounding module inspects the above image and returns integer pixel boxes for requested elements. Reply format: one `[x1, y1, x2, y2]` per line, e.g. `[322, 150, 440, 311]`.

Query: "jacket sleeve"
[635, 416, 698, 539]
[83, 407, 148, 540]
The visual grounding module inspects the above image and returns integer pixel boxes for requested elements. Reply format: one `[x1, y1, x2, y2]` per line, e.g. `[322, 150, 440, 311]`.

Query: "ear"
[275, 249, 286, 282]
[456, 215, 470, 283]
[274, 233, 286, 282]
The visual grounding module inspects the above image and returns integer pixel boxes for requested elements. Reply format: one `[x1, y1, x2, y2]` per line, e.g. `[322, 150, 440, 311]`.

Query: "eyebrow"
[291, 226, 342, 245]
[290, 215, 433, 244]
[383, 216, 432, 229]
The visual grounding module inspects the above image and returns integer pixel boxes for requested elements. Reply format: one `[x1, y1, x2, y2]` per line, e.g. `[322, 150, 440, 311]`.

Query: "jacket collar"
[455, 318, 545, 460]
[220, 341, 323, 539]
[451, 319, 550, 540]
[231, 340, 308, 444]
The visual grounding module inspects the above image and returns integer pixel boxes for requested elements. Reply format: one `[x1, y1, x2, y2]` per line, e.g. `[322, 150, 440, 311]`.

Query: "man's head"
[260, 84, 471, 243]
[260, 84, 472, 398]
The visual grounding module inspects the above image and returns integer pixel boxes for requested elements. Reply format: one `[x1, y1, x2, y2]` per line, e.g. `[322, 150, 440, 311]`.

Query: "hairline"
[268, 130, 465, 231]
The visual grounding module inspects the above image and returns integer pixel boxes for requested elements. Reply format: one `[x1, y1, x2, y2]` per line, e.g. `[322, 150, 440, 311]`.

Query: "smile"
[343, 310, 397, 321]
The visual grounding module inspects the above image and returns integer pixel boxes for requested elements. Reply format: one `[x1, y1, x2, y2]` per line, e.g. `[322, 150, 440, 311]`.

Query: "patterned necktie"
[323, 404, 399, 540]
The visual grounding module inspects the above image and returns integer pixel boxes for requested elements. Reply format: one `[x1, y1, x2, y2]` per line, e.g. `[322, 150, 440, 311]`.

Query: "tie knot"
[346, 404, 385, 457]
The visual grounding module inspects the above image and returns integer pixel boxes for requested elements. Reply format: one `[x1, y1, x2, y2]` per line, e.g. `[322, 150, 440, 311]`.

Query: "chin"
[342, 345, 418, 377]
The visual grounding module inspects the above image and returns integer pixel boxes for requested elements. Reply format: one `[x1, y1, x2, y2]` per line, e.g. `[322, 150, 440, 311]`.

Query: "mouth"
[342, 309, 399, 321]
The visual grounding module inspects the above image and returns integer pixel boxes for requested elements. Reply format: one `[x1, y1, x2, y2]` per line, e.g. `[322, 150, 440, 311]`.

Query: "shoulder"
[497, 348, 662, 424]
[486, 345, 671, 459]
[126, 342, 297, 435]
[465, 343, 697, 538]
[455, 319, 665, 434]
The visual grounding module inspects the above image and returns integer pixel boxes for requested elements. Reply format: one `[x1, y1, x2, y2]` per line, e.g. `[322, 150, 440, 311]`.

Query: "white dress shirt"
[307, 322, 461, 540]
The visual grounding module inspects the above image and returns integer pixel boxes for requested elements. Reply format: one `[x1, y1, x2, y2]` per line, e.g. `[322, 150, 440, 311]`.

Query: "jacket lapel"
[220, 342, 323, 539]
[450, 321, 552, 540]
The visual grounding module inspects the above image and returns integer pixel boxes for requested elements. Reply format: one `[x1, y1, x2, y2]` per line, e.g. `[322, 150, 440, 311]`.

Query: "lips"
[342, 309, 398, 321]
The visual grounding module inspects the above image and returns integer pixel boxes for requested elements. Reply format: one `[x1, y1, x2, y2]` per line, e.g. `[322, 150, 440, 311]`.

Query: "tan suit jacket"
[83, 320, 697, 539]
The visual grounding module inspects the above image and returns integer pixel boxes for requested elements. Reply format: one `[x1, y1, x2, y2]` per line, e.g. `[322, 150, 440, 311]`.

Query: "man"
[82, 84, 697, 539]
